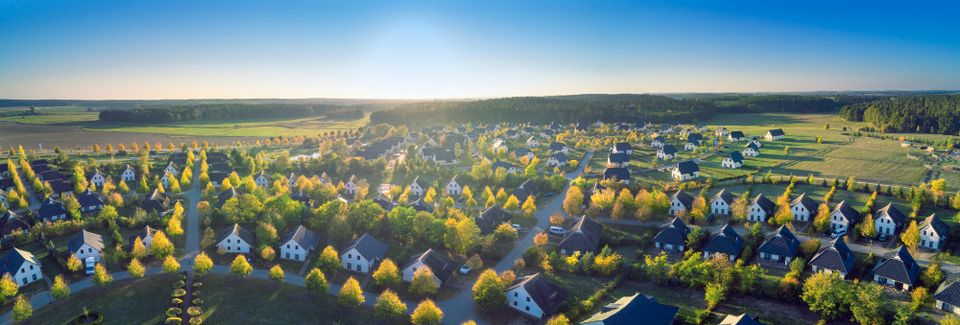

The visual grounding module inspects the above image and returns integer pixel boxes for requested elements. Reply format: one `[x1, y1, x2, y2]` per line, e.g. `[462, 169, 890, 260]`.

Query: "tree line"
[98, 104, 363, 123]
[839, 94, 960, 134]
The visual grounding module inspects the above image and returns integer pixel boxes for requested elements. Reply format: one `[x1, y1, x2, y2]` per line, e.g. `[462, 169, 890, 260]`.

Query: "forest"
[839, 94, 960, 134]
[98, 104, 363, 123]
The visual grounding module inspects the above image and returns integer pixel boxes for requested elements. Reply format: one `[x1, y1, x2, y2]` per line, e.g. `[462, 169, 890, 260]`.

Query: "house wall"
[74, 243, 100, 263]
[281, 240, 308, 261]
[875, 216, 897, 236]
[341, 248, 373, 273]
[507, 286, 546, 319]
[11, 261, 42, 287]
[831, 212, 851, 232]
[921, 226, 944, 250]
[748, 203, 767, 221]
[792, 205, 810, 222]
[711, 200, 729, 215]
[446, 182, 461, 196]
[669, 199, 687, 216]
[217, 234, 251, 253]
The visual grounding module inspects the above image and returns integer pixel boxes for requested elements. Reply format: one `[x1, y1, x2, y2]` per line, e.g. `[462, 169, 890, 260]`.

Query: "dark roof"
[614, 143, 632, 151]
[476, 205, 513, 235]
[218, 188, 239, 207]
[711, 189, 735, 205]
[77, 189, 104, 209]
[935, 280, 960, 306]
[661, 145, 678, 155]
[403, 249, 457, 284]
[548, 142, 566, 151]
[127, 225, 157, 248]
[730, 131, 745, 138]
[791, 193, 818, 212]
[757, 226, 800, 258]
[676, 160, 699, 174]
[603, 167, 630, 182]
[557, 216, 603, 254]
[514, 179, 540, 202]
[871, 245, 919, 286]
[608, 153, 629, 164]
[507, 273, 568, 316]
[922, 214, 950, 237]
[832, 200, 860, 223]
[408, 197, 434, 213]
[344, 233, 389, 260]
[217, 223, 255, 246]
[745, 142, 760, 150]
[687, 133, 703, 143]
[703, 224, 744, 256]
[38, 197, 67, 221]
[671, 191, 694, 209]
[0, 211, 30, 237]
[492, 161, 517, 171]
[0, 178, 14, 191]
[751, 194, 776, 214]
[551, 152, 568, 162]
[875, 203, 907, 226]
[141, 189, 170, 213]
[373, 193, 398, 211]
[581, 293, 679, 325]
[767, 129, 785, 136]
[653, 217, 690, 246]
[810, 237, 856, 274]
[68, 229, 104, 253]
[728, 151, 744, 163]
[720, 314, 762, 325]
[0, 248, 38, 276]
[49, 179, 74, 194]
[282, 225, 321, 251]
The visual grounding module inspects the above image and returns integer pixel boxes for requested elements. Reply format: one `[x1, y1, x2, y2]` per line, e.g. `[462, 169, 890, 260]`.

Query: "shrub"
[187, 306, 203, 317]
[171, 298, 183, 306]
[164, 317, 182, 325]
[174, 280, 186, 289]
[192, 298, 203, 305]
[172, 289, 186, 298]
[166, 307, 182, 317]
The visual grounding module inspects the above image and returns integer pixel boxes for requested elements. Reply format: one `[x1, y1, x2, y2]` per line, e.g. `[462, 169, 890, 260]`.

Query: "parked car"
[84, 257, 96, 275]
[459, 264, 471, 275]
[549, 226, 565, 235]
[830, 228, 847, 239]
[512, 224, 522, 231]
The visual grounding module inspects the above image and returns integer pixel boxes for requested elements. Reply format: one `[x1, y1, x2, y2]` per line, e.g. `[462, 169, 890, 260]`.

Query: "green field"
[25, 274, 176, 325]
[0, 106, 99, 124]
[81, 114, 370, 137]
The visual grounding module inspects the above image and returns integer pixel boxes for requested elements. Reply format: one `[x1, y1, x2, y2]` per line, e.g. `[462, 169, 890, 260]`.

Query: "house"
[546, 153, 568, 168]
[765, 128, 785, 141]
[602, 167, 630, 184]
[656, 145, 677, 160]
[491, 138, 508, 152]
[216, 223, 255, 254]
[341, 233, 389, 273]
[557, 216, 603, 255]
[88, 169, 107, 187]
[669, 191, 693, 216]
[934, 280, 960, 316]
[280, 225, 320, 262]
[218, 187, 239, 208]
[163, 162, 179, 177]
[710, 189, 735, 215]
[715, 127, 729, 137]
[0, 211, 30, 239]
[747, 194, 775, 222]
[445, 176, 462, 196]
[506, 273, 568, 319]
[612, 143, 632, 155]
[581, 292, 679, 325]
[514, 148, 535, 161]
[475, 205, 513, 235]
[254, 171, 271, 189]
[748, 137, 763, 148]
[728, 131, 745, 142]
[684, 138, 699, 151]
[719, 314, 762, 325]
[526, 136, 541, 148]
[121, 164, 137, 182]
[127, 225, 157, 249]
[874, 203, 907, 237]
[344, 175, 359, 196]
[0, 248, 42, 287]
[68, 229, 104, 263]
[830, 200, 860, 233]
[401, 248, 456, 287]
[653, 217, 690, 253]
[77, 189, 104, 213]
[607, 153, 629, 168]
[871, 246, 919, 291]
[492, 161, 520, 174]
[142, 188, 170, 214]
[408, 197, 434, 213]
[671, 160, 700, 181]
[703, 224, 744, 261]
[742, 142, 760, 157]
[38, 197, 68, 222]
[514, 179, 540, 202]
[651, 136, 665, 148]
[722, 152, 744, 169]
[809, 237, 856, 278]
[920, 214, 950, 251]
[408, 176, 425, 198]
[686, 133, 703, 144]
[757, 226, 800, 266]
[548, 142, 568, 154]
[790, 193, 818, 222]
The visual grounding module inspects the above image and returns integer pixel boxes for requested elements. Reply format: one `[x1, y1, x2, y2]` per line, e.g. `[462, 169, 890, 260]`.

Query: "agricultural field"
[0, 106, 99, 124]
[81, 113, 370, 137]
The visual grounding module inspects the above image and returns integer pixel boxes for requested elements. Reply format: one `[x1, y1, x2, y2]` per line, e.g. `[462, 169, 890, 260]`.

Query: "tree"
[230, 254, 252, 277]
[689, 196, 709, 223]
[503, 195, 520, 211]
[911, 286, 929, 310]
[0, 274, 17, 304]
[445, 217, 480, 256]
[373, 258, 401, 289]
[150, 231, 175, 257]
[943, 315, 960, 325]
[859, 213, 877, 238]
[255, 222, 279, 246]
[260, 246, 276, 262]
[11, 295, 31, 322]
[51, 275, 70, 300]
[194, 252, 213, 275]
[801, 272, 851, 321]
[901, 221, 921, 251]
[472, 269, 506, 312]
[305, 268, 329, 292]
[375, 289, 407, 322]
[66, 254, 83, 273]
[813, 204, 831, 233]
[316, 246, 340, 272]
[269, 264, 285, 281]
[922, 259, 945, 289]
[130, 237, 147, 259]
[563, 186, 584, 216]
[850, 283, 888, 325]
[163, 256, 181, 273]
[93, 264, 113, 286]
[410, 267, 439, 296]
[705, 283, 726, 311]
[846, 176, 857, 192]
[128, 258, 146, 278]
[411, 299, 443, 325]
[534, 232, 549, 247]
[339, 277, 365, 307]
[546, 315, 571, 325]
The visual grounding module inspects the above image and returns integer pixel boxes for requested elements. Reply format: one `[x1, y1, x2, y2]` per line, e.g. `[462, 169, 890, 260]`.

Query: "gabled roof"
[507, 273, 568, 316]
[476, 205, 512, 235]
[791, 193, 818, 212]
[548, 142, 566, 151]
[711, 189, 735, 205]
[874, 203, 907, 226]
[127, 225, 157, 248]
[751, 194, 776, 214]
[757, 226, 800, 258]
[660, 145, 678, 155]
[607, 153, 629, 164]
[603, 168, 630, 182]
[68, 229, 104, 253]
[344, 233, 389, 260]
[921, 214, 950, 237]
[767, 128, 785, 136]
[719, 313, 762, 325]
[557, 216, 603, 254]
[218, 223, 255, 246]
[38, 197, 67, 220]
[729, 131, 745, 138]
[676, 160, 699, 174]
[492, 161, 517, 171]
[373, 193, 398, 211]
[671, 191, 694, 209]
[703, 224, 744, 256]
[283, 225, 321, 252]
[581, 293, 678, 325]
[613, 143, 632, 151]
[0, 211, 30, 237]
[408, 197, 434, 213]
[745, 142, 759, 150]
[142, 188, 170, 213]
[77, 189, 104, 208]
[551, 152, 568, 162]
[514, 179, 540, 202]
[832, 200, 860, 223]
[653, 217, 690, 246]
[871, 245, 919, 285]
[809, 237, 856, 274]
[687, 133, 703, 143]
[410, 176, 422, 189]
[403, 248, 457, 284]
[218, 188, 239, 207]
[934, 280, 960, 307]
[728, 151, 744, 163]
[0, 248, 39, 276]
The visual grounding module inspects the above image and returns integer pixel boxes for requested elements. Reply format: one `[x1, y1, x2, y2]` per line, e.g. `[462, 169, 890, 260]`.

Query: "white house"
[280, 225, 320, 262]
[742, 143, 760, 157]
[830, 201, 860, 233]
[506, 273, 568, 319]
[671, 161, 700, 182]
[128, 225, 157, 250]
[921, 214, 950, 251]
[728, 131, 745, 142]
[547, 153, 568, 168]
[401, 248, 456, 288]
[88, 169, 106, 187]
[254, 171, 271, 189]
[341, 233, 389, 273]
[163, 162, 179, 177]
[657, 145, 677, 160]
[216, 224, 255, 254]
[0, 248, 42, 287]
[874, 203, 906, 237]
[121, 165, 137, 182]
[669, 191, 693, 216]
[408, 176, 425, 198]
[68, 230, 104, 263]
[526, 136, 541, 148]
[651, 137, 665, 148]
[722, 152, 744, 169]
[935, 281, 960, 316]
[790, 193, 818, 222]
[445, 176, 462, 196]
[710, 189, 735, 215]
[715, 127, 729, 137]
[684, 140, 698, 152]
[765, 129, 785, 141]
[612, 143, 632, 155]
[344, 175, 359, 196]
[747, 194, 775, 222]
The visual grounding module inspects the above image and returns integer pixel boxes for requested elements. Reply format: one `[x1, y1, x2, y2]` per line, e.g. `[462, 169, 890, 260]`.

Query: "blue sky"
[1, 0, 958, 99]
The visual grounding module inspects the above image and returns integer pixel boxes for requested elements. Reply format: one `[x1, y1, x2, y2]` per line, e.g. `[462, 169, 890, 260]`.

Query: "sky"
[1, 0, 958, 99]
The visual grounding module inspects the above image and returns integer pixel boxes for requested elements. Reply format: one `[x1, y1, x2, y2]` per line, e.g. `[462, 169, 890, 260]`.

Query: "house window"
[526, 297, 530, 302]
[286, 244, 290, 249]
[513, 301, 518, 306]
[347, 254, 352, 258]
[525, 306, 530, 311]
[514, 292, 518, 297]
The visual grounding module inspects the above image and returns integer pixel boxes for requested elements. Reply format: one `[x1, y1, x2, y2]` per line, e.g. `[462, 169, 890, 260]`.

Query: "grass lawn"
[81, 114, 370, 137]
[24, 274, 176, 325]
[198, 274, 380, 324]
[0, 106, 99, 125]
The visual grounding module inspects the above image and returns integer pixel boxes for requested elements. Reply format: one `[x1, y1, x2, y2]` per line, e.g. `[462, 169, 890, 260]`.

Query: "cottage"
[401, 248, 456, 287]
[671, 160, 700, 181]
[254, 171, 271, 189]
[656, 145, 677, 160]
[742, 142, 760, 157]
[127, 225, 157, 249]
[669, 191, 693, 216]
[0, 211, 30, 239]
[722, 152, 744, 169]
[142, 188, 170, 213]
[344, 175, 359, 196]
[88, 169, 107, 187]
[38, 197, 68, 222]
[506, 273, 568, 319]
[651, 136, 665, 148]
[547, 153, 568, 168]
[581, 292, 679, 325]
[548, 142, 568, 154]
[526, 136, 541, 148]
[0, 248, 42, 287]
[121, 164, 137, 182]
[653, 217, 690, 253]
[514, 179, 540, 202]
[408, 176, 425, 198]
[809, 237, 856, 278]
[445, 176, 462, 196]
[757, 226, 800, 266]
[935, 280, 960, 316]
[715, 127, 729, 137]
[475, 205, 513, 235]
[830, 200, 860, 233]
[921, 214, 950, 251]
[280, 225, 321, 262]
[492, 161, 520, 174]
[408, 197, 434, 213]
[68, 229, 104, 263]
[728, 131, 745, 142]
[341, 233, 389, 273]
[719, 314, 762, 325]
[710, 189, 735, 215]
[612, 143, 632, 155]
[557, 216, 603, 255]
[790, 193, 818, 222]
[216, 224, 255, 254]
[703, 224, 744, 261]
[748, 137, 763, 148]
[874, 203, 907, 237]
[514, 148, 535, 161]
[871, 246, 919, 291]
[218, 187, 239, 208]
[77, 189, 105, 213]
[747, 194, 775, 222]
[765, 129, 785, 141]
[163, 162, 179, 177]
[684, 138, 699, 151]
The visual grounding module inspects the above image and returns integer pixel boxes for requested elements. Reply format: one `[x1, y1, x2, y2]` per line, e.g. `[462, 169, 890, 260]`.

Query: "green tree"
[51, 275, 70, 300]
[922, 259, 945, 289]
[704, 282, 726, 311]
[316, 246, 340, 273]
[801, 272, 851, 321]
[162, 255, 180, 273]
[92, 264, 113, 286]
[410, 266, 439, 296]
[373, 258, 401, 289]
[339, 277, 365, 307]
[11, 295, 31, 322]
[150, 231, 175, 257]
[375, 289, 407, 322]
[0, 274, 17, 304]
[230, 254, 252, 277]
[411, 299, 443, 325]
[305, 268, 329, 292]
[563, 186, 584, 216]
[860, 213, 877, 238]
[901, 221, 921, 251]
[850, 283, 888, 325]
[546, 315, 571, 325]
[194, 252, 213, 275]
[66, 254, 83, 273]
[269, 264, 285, 281]
[127, 258, 146, 278]
[472, 269, 506, 312]
[130, 237, 147, 260]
